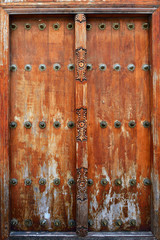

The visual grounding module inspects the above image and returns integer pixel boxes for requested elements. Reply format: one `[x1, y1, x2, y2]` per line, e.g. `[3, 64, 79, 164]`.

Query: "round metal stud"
[53, 23, 60, 30]
[39, 121, 46, 129]
[116, 219, 123, 226]
[112, 23, 120, 30]
[86, 23, 92, 31]
[24, 219, 33, 227]
[10, 178, 18, 186]
[69, 220, 76, 227]
[25, 64, 32, 72]
[87, 63, 92, 71]
[10, 64, 17, 72]
[88, 179, 93, 186]
[10, 121, 17, 129]
[39, 178, 46, 185]
[101, 219, 108, 227]
[53, 63, 61, 71]
[53, 178, 60, 186]
[68, 178, 75, 186]
[11, 218, 18, 226]
[127, 64, 135, 72]
[24, 121, 32, 129]
[38, 23, 46, 31]
[25, 178, 32, 186]
[127, 23, 135, 30]
[114, 120, 121, 128]
[143, 178, 151, 186]
[67, 23, 74, 30]
[143, 120, 151, 128]
[129, 179, 136, 186]
[68, 64, 75, 71]
[40, 219, 47, 226]
[130, 219, 136, 226]
[88, 219, 94, 227]
[142, 23, 149, 30]
[100, 121, 107, 129]
[25, 23, 31, 30]
[53, 121, 61, 128]
[39, 64, 46, 71]
[99, 64, 107, 71]
[99, 23, 106, 30]
[101, 178, 108, 186]
[67, 121, 75, 129]
[54, 219, 61, 227]
[115, 179, 122, 186]
[113, 64, 121, 71]
[11, 23, 17, 31]
[128, 120, 136, 128]
[142, 64, 150, 71]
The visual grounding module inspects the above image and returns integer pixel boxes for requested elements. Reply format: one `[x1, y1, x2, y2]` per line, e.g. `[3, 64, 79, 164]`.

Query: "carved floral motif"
[76, 107, 87, 141]
[75, 47, 87, 82]
[77, 167, 88, 201]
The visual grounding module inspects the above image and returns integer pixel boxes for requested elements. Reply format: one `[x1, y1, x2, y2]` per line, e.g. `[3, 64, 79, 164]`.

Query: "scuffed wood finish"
[87, 16, 151, 232]
[75, 14, 88, 237]
[0, 7, 10, 240]
[150, 8, 160, 240]
[9, 15, 76, 232]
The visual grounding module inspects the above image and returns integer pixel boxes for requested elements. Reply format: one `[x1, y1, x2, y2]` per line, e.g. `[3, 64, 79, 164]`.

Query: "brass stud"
[68, 64, 75, 71]
[38, 23, 46, 31]
[68, 178, 75, 186]
[67, 23, 73, 30]
[143, 120, 151, 128]
[24, 121, 32, 129]
[54, 219, 61, 227]
[142, 23, 149, 30]
[24, 219, 33, 227]
[68, 220, 76, 227]
[113, 64, 121, 71]
[86, 23, 92, 31]
[127, 23, 135, 30]
[100, 121, 107, 129]
[10, 121, 17, 129]
[143, 178, 151, 186]
[88, 219, 94, 226]
[25, 64, 32, 72]
[127, 64, 135, 72]
[99, 23, 106, 30]
[128, 120, 136, 128]
[25, 23, 31, 30]
[87, 63, 92, 71]
[10, 23, 17, 31]
[39, 64, 46, 71]
[101, 178, 108, 186]
[53, 121, 61, 128]
[112, 23, 120, 30]
[10, 64, 17, 72]
[40, 219, 47, 226]
[115, 179, 122, 186]
[53, 178, 60, 186]
[99, 64, 107, 71]
[39, 121, 46, 129]
[129, 179, 136, 186]
[88, 179, 93, 186]
[116, 219, 123, 226]
[130, 219, 136, 226]
[114, 121, 121, 128]
[11, 218, 18, 226]
[39, 178, 46, 185]
[67, 121, 75, 129]
[53, 63, 61, 71]
[25, 178, 32, 186]
[10, 178, 18, 186]
[142, 64, 150, 71]
[53, 23, 60, 30]
[101, 219, 108, 226]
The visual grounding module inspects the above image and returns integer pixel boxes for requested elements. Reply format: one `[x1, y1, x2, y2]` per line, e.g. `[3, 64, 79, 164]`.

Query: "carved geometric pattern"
[75, 47, 87, 82]
[77, 167, 88, 201]
[75, 14, 86, 23]
[76, 107, 87, 142]
[76, 226, 88, 237]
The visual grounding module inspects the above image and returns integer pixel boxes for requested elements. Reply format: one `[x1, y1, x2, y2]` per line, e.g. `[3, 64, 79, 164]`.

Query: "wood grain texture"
[0, 7, 10, 240]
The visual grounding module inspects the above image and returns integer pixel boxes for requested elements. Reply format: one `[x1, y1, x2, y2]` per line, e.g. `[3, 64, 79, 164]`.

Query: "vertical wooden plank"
[150, 8, 160, 240]
[0, 7, 10, 240]
[75, 14, 88, 237]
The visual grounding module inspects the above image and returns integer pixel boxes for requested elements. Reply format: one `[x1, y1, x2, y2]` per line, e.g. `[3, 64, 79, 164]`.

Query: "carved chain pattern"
[76, 107, 87, 142]
[75, 14, 86, 23]
[75, 47, 87, 82]
[77, 167, 88, 201]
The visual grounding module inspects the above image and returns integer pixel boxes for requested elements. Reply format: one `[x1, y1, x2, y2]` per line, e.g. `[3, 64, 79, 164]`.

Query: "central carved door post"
[75, 14, 88, 237]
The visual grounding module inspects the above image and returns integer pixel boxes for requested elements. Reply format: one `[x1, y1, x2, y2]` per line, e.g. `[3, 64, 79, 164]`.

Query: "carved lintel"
[75, 14, 86, 23]
[77, 167, 88, 201]
[75, 47, 87, 82]
[76, 107, 87, 142]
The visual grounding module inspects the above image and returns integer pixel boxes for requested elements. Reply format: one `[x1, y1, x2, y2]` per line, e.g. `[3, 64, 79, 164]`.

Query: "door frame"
[0, 2, 160, 240]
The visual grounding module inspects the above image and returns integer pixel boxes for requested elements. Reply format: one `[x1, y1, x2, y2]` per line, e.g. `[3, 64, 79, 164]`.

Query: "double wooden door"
[10, 14, 151, 237]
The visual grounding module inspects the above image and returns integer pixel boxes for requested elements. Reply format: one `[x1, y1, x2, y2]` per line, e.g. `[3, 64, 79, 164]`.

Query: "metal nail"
[101, 219, 108, 226]
[127, 64, 135, 72]
[100, 121, 107, 129]
[68, 64, 75, 71]
[142, 64, 150, 71]
[53, 63, 61, 71]
[143, 178, 151, 186]
[99, 64, 107, 71]
[68, 178, 75, 186]
[112, 23, 120, 30]
[54, 219, 61, 227]
[142, 23, 149, 30]
[101, 178, 108, 186]
[130, 219, 136, 226]
[127, 23, 135, 30]
[10, 64, 17, 72]
[39, 64, 46, 71]
[25, 178, 32, 186]
[25, 23, 31, 30]
[24, 219, 33, 227]
[39, 178, 46, 185]
[53, 121, 61, 128]
[99, 23, 106, 30]
[38, 23, 46, 31]
[11, 218, 18, 226]
[86, 23, 92, 31]
[24, 121, 32, 129]
[25, 64, 32, 72]
[67, 23, 73, 30]
[40, 219, 47, 226]
[114, 120, 121, 128]
[88, 179, 93, 186]
[116, 219, 123, 226]
[113, 63, 121, 71]
[128, 120, 136, 128]
[87, 63, 92, 71]
[39, 121, 46, 129]
[69, 220, 76, 227]
[11, 23, 17, 31]
[53, 23, 60, 30]
[143, 120, 151, 128]
[115, 179, 122, 186]
[10, 178, 18, 186]
[129, 179, 136, 186]
[10, 121, 17, 129]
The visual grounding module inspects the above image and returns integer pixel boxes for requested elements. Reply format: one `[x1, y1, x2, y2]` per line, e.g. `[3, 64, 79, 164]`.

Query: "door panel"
[10, 15, 76, 231]
[87, 17, 151, 231]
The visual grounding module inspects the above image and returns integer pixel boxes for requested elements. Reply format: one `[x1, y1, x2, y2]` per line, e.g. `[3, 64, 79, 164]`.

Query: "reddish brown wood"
[75, 13, 88, 237]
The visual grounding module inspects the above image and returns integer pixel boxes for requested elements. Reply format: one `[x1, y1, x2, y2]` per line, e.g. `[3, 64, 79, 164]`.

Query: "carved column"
[75, 14, 88, 237]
